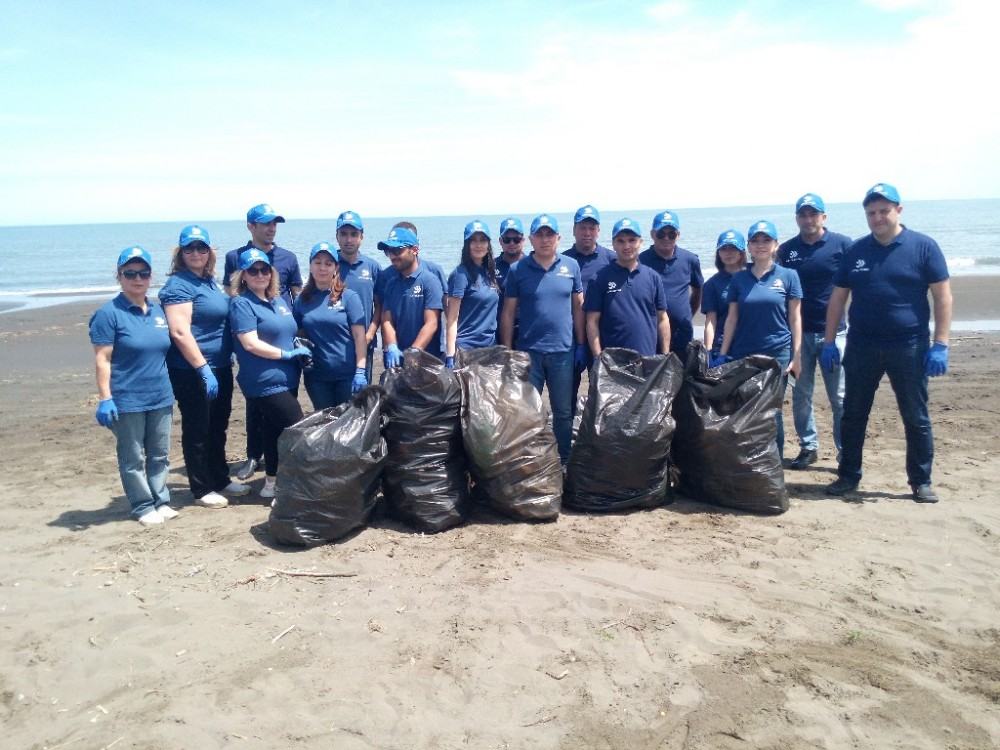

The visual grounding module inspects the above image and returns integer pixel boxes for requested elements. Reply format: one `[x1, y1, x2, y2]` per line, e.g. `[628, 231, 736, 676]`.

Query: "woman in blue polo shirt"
[229, 249, 311, 499]
[719, 220, 803, 458]
[293, 242, 368, 409]
[701, 229, 747, 357]
[444, 220, 500, 368]
[89, 246, 175, 526]
[160, 225, 248, 510]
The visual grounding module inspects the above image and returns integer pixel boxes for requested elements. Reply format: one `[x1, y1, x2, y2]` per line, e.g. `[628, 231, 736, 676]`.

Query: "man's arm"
[585, 311, 602, 358]
[689, 285, 702, 318]
[571, 292, 585, 346]
[824, 286, 850, 343]
[657, 310, 671, 355]
[929, 279, 953, 346]
[499, 297, 518, 349]
[410, 309, 442, 351]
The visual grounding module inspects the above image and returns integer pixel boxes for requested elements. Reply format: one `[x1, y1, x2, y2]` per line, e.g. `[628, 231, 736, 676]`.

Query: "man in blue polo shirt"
[500, 214, 585, 463]
[585, 218, 670, 357]
[379, 226, 445, 367]
[778, 193, 853, 470]
[223, 203, 303, 482]
[334, 210, 382, 383]
[639, 210, 704, 357]
[822, 183, 952, 504]
[495, 217, 526, 348]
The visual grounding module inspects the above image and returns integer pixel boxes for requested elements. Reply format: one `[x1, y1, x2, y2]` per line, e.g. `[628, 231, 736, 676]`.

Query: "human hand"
[197, 364, 219, 399]
[924, 342, 948, 377]
[384, 343, 403, 369]
[280, 347, 312, 361]
[709, 352, 731, 369]
[820, 342, 840, 372]
[96, 398, 118, 428]
[574, 344, 588, 372]
[351, 367, 367, 393]
[445, 355, 455, 370]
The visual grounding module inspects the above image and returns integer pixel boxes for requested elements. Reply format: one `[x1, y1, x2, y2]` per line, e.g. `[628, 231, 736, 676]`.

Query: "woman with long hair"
[701, 229, 747, 358]
[444, 220, 500, 368]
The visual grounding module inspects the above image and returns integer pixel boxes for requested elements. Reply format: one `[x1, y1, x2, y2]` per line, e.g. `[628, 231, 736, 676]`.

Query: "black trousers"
[249, 390, 303, 476]
[169, 366, 234, 499]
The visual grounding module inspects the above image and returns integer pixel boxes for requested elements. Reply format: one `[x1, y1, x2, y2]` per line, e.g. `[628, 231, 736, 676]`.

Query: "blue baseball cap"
[246, 203, 286, 223]
[310, 241, 340, 262]
[498, 217, 524, 236]
[377, 227, 419, 251]
[530, 214, 560, 235]
[716, 229, 747, 251]
[117, 246, 152, 268]
[574, 205, 600, 224]
[863, 182, 901, 206]
[336, 211, 363, 231]
[612, 218, 642, 238]
[179, 225, 211, 247]
[463, 220, 491, 241]
[748, 220, 778, 241]
[795, 193, 826, 214]
[239, 248, 272, 270]
[652, 211, 680, 231]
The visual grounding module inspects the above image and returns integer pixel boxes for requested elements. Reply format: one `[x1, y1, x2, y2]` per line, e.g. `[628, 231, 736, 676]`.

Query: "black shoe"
[912, 484, 940, 504]
[789, 449, 818, 470]
[236, 457, 259, 481]
[826, 477, 859, 496]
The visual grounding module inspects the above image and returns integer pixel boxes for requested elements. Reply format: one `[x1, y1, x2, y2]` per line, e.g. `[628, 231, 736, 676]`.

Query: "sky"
[2, 0, 998, 227]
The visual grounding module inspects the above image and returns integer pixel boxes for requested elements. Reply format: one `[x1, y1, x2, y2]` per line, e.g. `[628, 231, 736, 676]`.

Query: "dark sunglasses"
[383, 246, 408, 256]
[244, 265, 271, 276]
[500, 235, 524, 244]
[182, 244, 210, 254]
[119, 269, 151, 280]
[656, 229, 678, 240]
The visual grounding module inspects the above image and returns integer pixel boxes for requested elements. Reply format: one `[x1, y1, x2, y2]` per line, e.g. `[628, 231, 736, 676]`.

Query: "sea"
[2, 199, 999, 323]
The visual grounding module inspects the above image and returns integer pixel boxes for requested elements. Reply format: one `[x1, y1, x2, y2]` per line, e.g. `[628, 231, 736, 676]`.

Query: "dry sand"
[2, 278, 999, 749]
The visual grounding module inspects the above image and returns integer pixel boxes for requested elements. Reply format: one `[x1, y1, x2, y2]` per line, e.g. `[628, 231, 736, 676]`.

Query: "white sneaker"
[222, 481, 251, 497]
[137, 510, 164, 526]
[156, 505, 179, 520]
[260, 478, 277, 498]
[195, 492, 228, 508]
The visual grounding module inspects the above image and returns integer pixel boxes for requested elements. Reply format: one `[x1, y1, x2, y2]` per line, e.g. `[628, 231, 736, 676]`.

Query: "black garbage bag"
[456, 346, 562, 521]
[564, 348, 684, 512]
[671, 342, 788, 514]
[269, 388, 387, 546]
[381, 349, 470, 532]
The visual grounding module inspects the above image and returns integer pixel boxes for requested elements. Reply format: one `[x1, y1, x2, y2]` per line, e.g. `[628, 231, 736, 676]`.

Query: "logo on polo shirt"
[854, 259, 867, 271]
[770, 279, 785, 291]
[154, 316, 167, 328]
[607, 281, 619, 292]
[557, 266, 571, 277]
[360, 269, 372, 280]
[331, 300, 344, 311]
[412, 285, 422, 295]
[277, 303, 292, 315]
[787, 250, 800, 261]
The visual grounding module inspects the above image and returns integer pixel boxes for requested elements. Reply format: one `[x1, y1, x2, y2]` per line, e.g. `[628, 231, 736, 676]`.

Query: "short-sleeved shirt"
[563, 244, 615, 293]
[339, 253, 382, 330]
[778, 229, 852, 333]
[293, 288, 366, 381]
[223, 243, 303, 307]
[447, 264, 500, 351]
[700, 270, 735, 352]
[834, 227, 949, 347]
[158, 270, 233, 369]
[638, 247, 704, 335]
[376, 257, 448, 351]
[504, 253, 583, 354]
[584, 263, 667, 357]
[382, 265, 445, 357]
[727, 264, 803, 358]
[89, 294, 174, 413]
[229, 291, 300, 398]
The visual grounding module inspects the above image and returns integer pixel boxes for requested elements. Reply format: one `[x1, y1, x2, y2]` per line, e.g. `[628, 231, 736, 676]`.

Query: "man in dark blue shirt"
[822, 184, 952, 503]
[495, 217, 526, 348]
[334, 210, 382, 383]
[778, 193, 852, 470]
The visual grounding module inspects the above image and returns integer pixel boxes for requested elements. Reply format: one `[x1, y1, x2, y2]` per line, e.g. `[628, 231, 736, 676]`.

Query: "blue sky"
[2, 0, 997, 226]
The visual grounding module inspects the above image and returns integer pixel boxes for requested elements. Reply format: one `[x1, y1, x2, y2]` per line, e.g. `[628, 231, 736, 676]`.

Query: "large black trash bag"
[456, 346, 562, 521]
[269, 388, 387, 546]
[564, 348, 684, 512]
[671, 342, 788, 514]
[380, 349, 470, 532]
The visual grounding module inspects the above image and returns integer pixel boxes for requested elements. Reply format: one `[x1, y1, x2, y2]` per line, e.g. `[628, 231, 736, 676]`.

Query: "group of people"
[90, 182, 953, 526]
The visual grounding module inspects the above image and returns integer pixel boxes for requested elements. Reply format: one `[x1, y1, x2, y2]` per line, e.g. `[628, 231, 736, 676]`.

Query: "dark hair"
[300, 259, 347, 305]
[460, 236, 498, 291]
[168, 244, 218, 278]
[392, 220, 418, 236]
[715, 246, 747, 272]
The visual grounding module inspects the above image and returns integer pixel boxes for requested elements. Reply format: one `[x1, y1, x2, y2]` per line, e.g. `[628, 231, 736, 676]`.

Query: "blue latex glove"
[384, 343, 403, 369]
[445, 355, 455, 370]
[351, 367, 367, 393]
[574, 344, 588, 371]
[280, 347, 312, 360]
[197, 364, 219, 399]
[96, 398, 118, 428]
[709, 352, 731, 369]
[820, 342, 841, 372]
[924, 342, 948, 377]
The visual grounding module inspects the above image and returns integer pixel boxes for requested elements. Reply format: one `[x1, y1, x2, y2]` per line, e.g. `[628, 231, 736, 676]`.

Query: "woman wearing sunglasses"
[229, 249, 312, 498]
[159, 225, 249, 509]
[89, 246, 176, 526]
[444, 220, 500, 368]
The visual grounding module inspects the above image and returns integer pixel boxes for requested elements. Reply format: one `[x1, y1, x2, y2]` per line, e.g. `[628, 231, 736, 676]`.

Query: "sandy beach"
[2, 276, 999, 749]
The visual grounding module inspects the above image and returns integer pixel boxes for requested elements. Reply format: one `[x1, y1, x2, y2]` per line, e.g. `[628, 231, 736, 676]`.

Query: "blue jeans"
[111, 406, 173, 518]
[772, 347, 791, 460]
[792, 331, 845, 457]
[839, 340, 933, 487]
[527, 349, 574, 463]
[304, 373, 352, 411]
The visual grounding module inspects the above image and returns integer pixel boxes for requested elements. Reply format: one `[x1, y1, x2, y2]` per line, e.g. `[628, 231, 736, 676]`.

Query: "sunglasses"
[119, 269, 151, 280]
[656, 229, 678, 240]
[244, 265, 271, 276]
[500, 235, 524, 245]
[383, 246, 409, 256]
[182, 244, 210, 254]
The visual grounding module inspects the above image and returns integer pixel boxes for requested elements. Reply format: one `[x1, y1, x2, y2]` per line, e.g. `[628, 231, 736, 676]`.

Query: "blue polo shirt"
[223, 243, 303, 307]
[495, 255, 521, 294]
[376, 257, 447, 351]
[700, 270, 735, 351]
[89, 294, 174, 413]
[382, 264, 445, 357]
[563, 244, 615, 293]
[229, 291, 300, 397]
[447, 264, 500, 350]
[638, 247, 704, 336]
[727, 265, 803, 358]
[834, 226, 949, 347]
[293, 288, 366, 381]
[158, 270, 233, 369]
[339, 253, 382, 330]
[584, 262, 666, 357]
[504, 253, 583, 353]
[778, 229, 852, 333]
